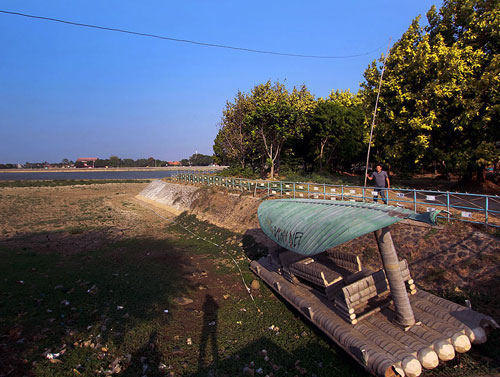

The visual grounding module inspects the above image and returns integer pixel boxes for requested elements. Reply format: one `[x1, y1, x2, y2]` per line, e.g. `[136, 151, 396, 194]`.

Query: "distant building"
[76, 157, 97, 168]
[167, 161, 181, 166]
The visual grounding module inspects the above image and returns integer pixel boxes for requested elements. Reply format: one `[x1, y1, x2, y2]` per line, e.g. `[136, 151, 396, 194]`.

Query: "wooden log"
[411, 295, 476, 343]
[366, 313, 439, 369]
[375, 228, 415, 327]
[415, 290, 494, 344]
[334, 305, 358, 321]
[333, 298, 355, 314]
[346, 285, 378, 305]
[412, 306, 471, 353]
[408, 323, 455, 361]
[251, 260, 406, 376]
[356, 322, 422, 377]
[345, 269, 387, 295]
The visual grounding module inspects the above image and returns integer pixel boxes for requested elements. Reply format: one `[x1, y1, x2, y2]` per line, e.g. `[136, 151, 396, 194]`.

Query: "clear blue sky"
[0, 0, 442, 164]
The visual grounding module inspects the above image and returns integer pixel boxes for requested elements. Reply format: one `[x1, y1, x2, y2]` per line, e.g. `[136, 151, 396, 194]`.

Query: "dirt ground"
[0, 183, 257, 377]
[0, 181, 248, 313]
[1, 182, 499, 377]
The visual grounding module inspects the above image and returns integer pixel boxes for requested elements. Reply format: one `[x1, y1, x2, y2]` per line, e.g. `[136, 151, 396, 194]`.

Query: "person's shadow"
[198, 294, 219, 370]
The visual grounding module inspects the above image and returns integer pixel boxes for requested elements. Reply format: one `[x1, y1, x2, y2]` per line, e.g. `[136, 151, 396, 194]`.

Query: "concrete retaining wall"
[136, 179, 203, 215]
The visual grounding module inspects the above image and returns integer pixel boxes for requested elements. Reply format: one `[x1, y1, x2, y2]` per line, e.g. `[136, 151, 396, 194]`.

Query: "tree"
[247, 81, 316, 177]
[214, 80, 316, 177]
[213, 91, 257, 169]
[361, 0, 500, 180]
[122, 158, 135, 167]
[109, 155, 120, 168]
[309, 91, 365, 171]
[189, 153, 213, 166]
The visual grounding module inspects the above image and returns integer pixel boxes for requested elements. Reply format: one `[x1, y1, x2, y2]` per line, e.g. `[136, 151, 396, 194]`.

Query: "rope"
[134, 199, 257, 306]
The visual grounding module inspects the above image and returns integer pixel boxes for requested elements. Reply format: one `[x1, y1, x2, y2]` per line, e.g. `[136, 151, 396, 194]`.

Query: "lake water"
[0, 170, 183, 181]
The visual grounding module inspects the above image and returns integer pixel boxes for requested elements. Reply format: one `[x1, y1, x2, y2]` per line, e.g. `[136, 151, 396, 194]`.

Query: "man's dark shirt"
[371, 170, 388, 187]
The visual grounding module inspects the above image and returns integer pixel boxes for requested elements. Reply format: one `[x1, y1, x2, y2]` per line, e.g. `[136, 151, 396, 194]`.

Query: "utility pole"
[364, 37, 391, 187]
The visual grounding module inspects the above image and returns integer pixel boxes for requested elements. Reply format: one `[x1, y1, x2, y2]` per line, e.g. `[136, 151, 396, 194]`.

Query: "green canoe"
[258, 199, 439, 256]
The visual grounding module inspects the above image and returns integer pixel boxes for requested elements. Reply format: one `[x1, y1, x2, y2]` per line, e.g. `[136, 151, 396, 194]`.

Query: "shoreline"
[0, 166, 226, 173]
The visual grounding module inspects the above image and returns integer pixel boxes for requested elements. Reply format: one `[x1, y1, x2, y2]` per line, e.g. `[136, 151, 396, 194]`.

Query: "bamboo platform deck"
[250, 253, 498, 377]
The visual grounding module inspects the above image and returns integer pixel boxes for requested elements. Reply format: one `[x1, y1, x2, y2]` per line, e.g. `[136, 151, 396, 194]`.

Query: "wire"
[134, 197, 258, 307]
[0, 9, 384, 59]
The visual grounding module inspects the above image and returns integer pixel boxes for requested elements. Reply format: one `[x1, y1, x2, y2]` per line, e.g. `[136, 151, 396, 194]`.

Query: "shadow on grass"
[241, 228, 275, 261]
[0, 231, 195, 377]
[188, 335, 364, 377]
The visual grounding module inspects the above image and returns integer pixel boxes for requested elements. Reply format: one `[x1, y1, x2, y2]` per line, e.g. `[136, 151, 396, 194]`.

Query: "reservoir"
[0, 170, 194, 181]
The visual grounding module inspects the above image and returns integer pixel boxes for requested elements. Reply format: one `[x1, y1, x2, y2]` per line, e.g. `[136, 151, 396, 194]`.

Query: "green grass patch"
[0, 236, 190, 376]
[2, 212, 498, 376]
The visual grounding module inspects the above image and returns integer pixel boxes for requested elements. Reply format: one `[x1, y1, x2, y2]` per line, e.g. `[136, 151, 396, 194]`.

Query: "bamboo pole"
[251, 260, 406, 377]
[412, 306, 471, 353]
[356, 322, 422, 377]
[366, 315, 439, 369]
[407, 323, 455, 361]
[375, 227, 415, 327]
[364, 38, 392, 187]
[415, 290, 498, 344]
[411, 294, 478, 343]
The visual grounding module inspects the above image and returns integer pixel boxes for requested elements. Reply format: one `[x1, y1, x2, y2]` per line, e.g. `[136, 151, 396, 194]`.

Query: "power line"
[0, 9, 384, 59]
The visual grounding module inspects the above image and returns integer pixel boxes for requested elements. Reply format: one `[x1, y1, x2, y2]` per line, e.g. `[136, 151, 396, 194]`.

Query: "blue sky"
[0, 1, 441, 163]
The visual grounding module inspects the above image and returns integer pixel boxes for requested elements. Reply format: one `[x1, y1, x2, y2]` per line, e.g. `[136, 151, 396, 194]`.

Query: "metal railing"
[172, 173, 500, 228]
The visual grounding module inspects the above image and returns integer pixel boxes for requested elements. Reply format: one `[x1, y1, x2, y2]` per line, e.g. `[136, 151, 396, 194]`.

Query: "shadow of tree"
[0, 230, 196, 376]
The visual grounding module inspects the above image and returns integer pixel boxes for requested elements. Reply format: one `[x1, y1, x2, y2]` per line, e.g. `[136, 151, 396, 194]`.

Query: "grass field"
[0, 182, 498, 376]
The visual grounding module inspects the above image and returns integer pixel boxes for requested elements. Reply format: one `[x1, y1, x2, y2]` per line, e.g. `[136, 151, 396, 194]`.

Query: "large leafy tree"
[189, 153, 213, 166]
[247, 81, 316, 177]
[308, 91, 365, 171]
[361, 0, 500, 180]
[213, 91, 257, 168]
[214, 81, 315, 177]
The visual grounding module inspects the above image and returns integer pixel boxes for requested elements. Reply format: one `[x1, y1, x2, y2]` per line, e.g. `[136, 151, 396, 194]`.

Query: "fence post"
[323, 184, 326, 199]
[485, 196, 489, 227]
[267, 181, 270, 197]
[341, 185, 344, 200]
[413, 190, 417, 213]
[280, 181, 283, 198]
[293, 183, 296, 198]
[446, 192, 450, 223]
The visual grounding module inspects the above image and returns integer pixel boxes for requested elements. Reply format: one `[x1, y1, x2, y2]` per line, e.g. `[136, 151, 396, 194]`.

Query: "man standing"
[366, 164, 390, 204]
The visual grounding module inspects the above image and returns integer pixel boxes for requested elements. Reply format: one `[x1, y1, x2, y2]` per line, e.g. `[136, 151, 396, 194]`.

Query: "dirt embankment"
[137, 180, 500, 298]
[136, 180, 261, 233]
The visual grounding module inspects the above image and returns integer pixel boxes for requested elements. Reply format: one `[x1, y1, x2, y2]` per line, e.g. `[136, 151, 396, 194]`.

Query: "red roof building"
[76, 157, 97, 168]
[167, 161, 181, 166]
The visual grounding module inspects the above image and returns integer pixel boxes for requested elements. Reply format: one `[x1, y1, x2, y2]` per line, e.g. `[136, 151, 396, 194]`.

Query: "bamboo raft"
[250, 199, 498, 377]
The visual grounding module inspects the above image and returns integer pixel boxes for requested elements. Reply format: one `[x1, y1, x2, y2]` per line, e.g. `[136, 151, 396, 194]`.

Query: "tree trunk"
[475, 165, 486, 183]
[319, 139, 327, 171]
